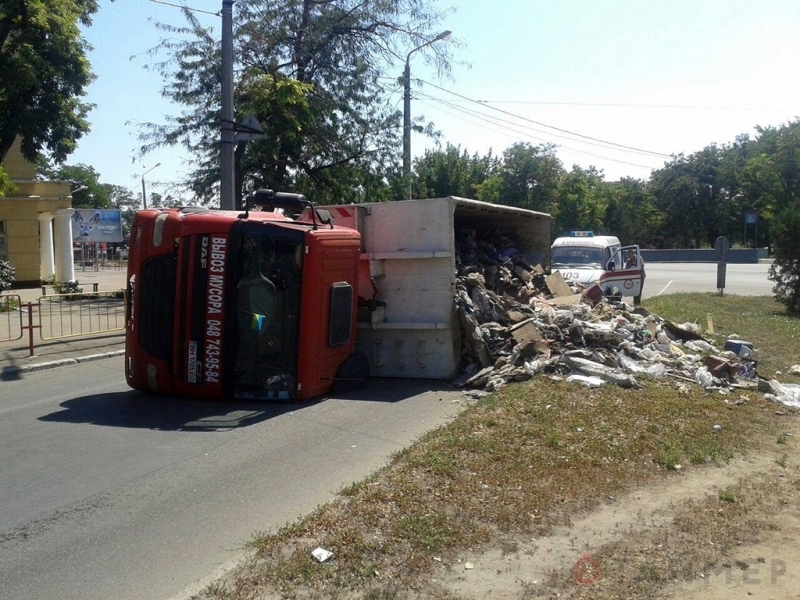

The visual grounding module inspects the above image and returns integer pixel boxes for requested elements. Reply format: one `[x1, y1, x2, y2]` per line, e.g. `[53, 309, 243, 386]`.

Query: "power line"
[149, 0, 220, 17]
[420, 92, 667, 159]
[417, 78, 672, 158]
[443, 99, 797, 112]
[415, 98, 659, 170]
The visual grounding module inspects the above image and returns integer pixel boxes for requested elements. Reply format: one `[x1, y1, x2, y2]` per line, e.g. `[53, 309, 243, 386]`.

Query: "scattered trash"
[464, 562, 475, 570]
[450, 227, 798, 409]
[695, 367, 714, 389]
[311, 547, 333, 563]
[713, 424, 722, 432]
[724, 339, 754, 359]
[566, 375, 606, 388]
[788, 365, 800, 376]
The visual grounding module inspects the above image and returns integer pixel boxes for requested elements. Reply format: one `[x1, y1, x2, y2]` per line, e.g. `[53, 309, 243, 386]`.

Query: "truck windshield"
[551, 246, 604, 268]
[231, 224, 303, 400]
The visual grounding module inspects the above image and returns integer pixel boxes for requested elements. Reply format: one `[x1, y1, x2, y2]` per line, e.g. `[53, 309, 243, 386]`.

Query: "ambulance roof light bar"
[570, 231, 594, 237]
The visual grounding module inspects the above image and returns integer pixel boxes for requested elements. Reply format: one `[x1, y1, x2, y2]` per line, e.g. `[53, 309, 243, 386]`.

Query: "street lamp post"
[403, 29, 451, 200]
[141, 163, 161, 210]
[220, 0, 235, 210]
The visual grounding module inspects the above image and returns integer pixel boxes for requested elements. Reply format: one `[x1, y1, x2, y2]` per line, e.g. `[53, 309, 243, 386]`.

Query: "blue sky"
[70, 0, 800, 200]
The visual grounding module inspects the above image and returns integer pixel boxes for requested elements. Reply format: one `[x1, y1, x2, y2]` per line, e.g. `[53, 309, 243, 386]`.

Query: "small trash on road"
[311, 547, 333, 563]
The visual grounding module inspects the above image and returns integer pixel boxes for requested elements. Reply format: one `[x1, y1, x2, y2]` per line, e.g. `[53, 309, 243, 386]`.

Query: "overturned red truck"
[124, 192, 551, 401]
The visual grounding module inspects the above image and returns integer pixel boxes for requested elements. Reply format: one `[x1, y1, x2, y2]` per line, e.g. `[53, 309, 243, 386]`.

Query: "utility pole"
[220, 0, 235, 210]
[402, 58, 412, 200]
[402, 30, 451, 201]
[141, 164, 161, 210]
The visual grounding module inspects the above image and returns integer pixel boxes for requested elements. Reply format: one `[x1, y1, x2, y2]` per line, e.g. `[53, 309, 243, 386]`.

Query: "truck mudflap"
[324, 197, 551, 379]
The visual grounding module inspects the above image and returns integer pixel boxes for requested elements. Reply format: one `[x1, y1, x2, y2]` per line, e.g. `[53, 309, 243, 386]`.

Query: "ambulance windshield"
[551, 246, 605, 268]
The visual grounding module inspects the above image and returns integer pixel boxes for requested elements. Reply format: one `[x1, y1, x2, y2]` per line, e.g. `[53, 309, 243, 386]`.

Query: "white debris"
[311, 547, 333, 563]
[566, 375, 606, 388]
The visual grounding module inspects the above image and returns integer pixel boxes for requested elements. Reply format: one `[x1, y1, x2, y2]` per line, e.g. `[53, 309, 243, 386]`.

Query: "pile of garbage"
[452, 227, 800, 409]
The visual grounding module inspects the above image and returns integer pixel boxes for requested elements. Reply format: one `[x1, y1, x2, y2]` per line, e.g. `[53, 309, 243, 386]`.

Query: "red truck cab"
[125, 192, 361, 401]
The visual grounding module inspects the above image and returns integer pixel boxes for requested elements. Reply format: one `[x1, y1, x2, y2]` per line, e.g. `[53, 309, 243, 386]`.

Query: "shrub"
[769, 204, 800, 313]
[0, 260, 15, 292]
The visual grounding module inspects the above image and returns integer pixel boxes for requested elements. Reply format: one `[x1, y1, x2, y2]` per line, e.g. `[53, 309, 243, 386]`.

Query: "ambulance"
[550, 231, 645, 303]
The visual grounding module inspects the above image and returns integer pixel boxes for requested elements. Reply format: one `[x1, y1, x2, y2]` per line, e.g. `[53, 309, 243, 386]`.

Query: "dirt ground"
[430, 414, 800, 600]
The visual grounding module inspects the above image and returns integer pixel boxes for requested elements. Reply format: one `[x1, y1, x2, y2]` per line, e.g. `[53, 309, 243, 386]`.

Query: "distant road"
[641, 261, 774, 299]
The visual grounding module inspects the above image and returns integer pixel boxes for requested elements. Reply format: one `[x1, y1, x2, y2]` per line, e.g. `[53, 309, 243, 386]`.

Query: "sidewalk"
[1, 267, 128, 377]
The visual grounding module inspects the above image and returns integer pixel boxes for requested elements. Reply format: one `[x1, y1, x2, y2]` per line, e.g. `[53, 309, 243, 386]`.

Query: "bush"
[0, 260, 15, 292]
[53, 280, 83, 295]
[769, 204, 800, 313]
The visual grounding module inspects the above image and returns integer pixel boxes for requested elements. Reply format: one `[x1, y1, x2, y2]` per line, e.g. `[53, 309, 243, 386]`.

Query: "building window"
[0, 221, 7, 261]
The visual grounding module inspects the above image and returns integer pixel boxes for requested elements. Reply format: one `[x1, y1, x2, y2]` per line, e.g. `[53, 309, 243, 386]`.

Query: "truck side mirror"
[607, 260, 616, 272]
[316, 209, 334, 227]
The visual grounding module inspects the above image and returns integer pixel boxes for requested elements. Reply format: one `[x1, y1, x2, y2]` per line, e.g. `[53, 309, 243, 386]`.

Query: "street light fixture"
[403, 29, 451, 200]
[141, 163, 161, 210]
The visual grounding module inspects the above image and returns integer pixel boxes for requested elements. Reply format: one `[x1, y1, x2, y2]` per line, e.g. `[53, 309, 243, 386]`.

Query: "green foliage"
[52, 280, 83, 299]
[604, 177, 662, 247]
[551, 165, 608, 236]
[649, 145, 736, 248]
[497, 142, 562, 212]
[413, 144, 499, 199]
[0, 165, 15, 196]
[140, 0, 456, 208]
[37, 162, 111, 208]
[0, 0, 99, 164]
[769, 203, 800, 312]
[0, 260, 15, 291]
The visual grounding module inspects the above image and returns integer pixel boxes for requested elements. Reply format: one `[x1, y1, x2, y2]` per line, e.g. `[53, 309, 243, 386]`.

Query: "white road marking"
[657, 281, 673, 296]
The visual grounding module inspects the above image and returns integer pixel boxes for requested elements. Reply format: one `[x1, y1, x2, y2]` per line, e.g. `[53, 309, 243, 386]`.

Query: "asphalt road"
[641, 261, 774, 299]
[0, 358, 473, 600]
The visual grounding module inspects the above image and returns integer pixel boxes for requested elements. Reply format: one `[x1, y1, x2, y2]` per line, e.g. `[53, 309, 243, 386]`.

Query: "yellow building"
[0, 138, 76, 285]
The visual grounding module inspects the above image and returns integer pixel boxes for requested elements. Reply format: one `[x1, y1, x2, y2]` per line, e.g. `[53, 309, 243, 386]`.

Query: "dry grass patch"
[530, 463, 800, 599]
[198, 377, 786, 600]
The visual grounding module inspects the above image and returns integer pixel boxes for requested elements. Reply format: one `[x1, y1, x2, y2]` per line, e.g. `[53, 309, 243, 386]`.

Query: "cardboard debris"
[509, 320, 542, 345]
[663, 319, 706, 341]
[545, 271, 573, 298]
[450, 225, 793, 404]
[548, 293, 584, 307]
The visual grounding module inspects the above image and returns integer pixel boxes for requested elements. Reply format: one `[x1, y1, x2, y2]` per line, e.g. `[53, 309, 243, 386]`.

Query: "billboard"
[71, 209, 124, 243]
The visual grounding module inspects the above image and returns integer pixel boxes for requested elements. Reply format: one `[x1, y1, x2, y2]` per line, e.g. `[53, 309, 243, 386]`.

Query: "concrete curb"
[2, 349, 125, 376]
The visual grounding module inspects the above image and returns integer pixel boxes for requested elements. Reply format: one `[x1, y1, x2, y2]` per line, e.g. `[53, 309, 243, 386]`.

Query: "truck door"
[599, 245, 645, 303]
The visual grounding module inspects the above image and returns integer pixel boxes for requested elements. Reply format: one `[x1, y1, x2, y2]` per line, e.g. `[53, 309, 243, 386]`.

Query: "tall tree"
[141, 0, 455, 208]
[496, 142, 562, 212]
[650, 146, 741, 248]
[551, 165, 607, 237]
[755, 120, 800, 312]
[102, 183, 137, 236]
[604, 177, 662, 247]
[0, 0, 99, 163]
[39, 162, 110, 208]
[413, 144, 499, 199]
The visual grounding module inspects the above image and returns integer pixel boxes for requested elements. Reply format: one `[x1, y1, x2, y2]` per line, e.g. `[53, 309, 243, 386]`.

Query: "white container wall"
[327, 197, 551, 379]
